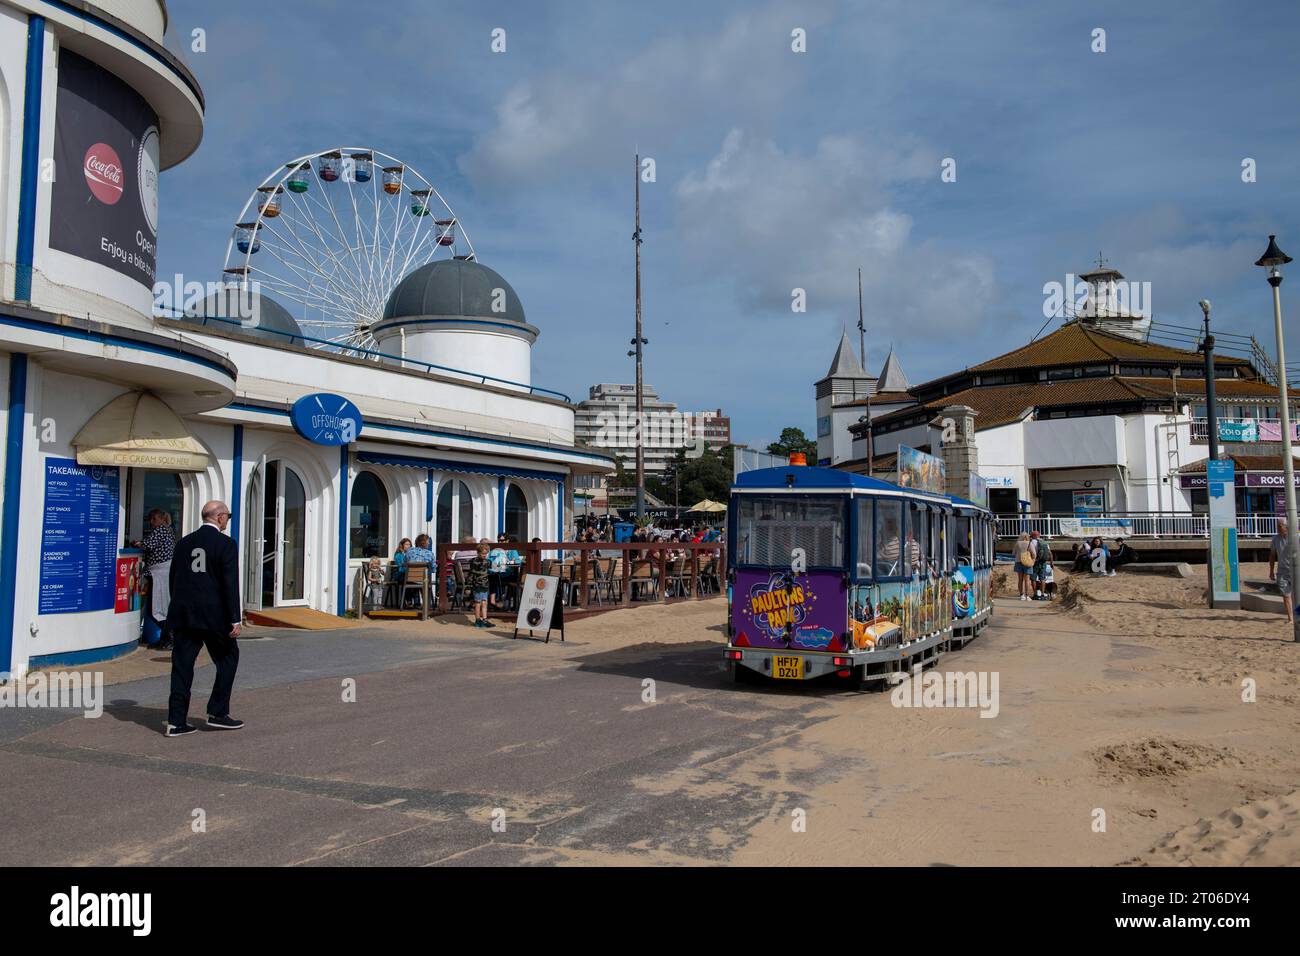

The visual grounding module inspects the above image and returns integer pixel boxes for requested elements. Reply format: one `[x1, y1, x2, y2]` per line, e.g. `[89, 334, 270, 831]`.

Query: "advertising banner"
[115, 554, 142, 613]
[49, 51, 160, 289]
[896, 445, 945, 495]
[731, 569, 847, 651]
[968, 474, 989, 509]
[1258, 420, 1300, 442]
[1207, 459, 1240, 605]
[514, 574, 563, 641]
[39, 458, 120, 614]
[1059, 516, 1132, 538]
[1218, 420, 1258, 442]
[1072, 490, 1105, 515]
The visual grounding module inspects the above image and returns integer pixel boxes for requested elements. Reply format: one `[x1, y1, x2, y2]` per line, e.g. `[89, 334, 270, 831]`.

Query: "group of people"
[389, 533, 531, 625]
[1012, 531, 1056, 601]
[1070, 536, 1136, 575]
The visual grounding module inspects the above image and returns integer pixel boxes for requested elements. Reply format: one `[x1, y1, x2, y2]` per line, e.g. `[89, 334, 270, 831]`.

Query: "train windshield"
[735, 495, 845, 569]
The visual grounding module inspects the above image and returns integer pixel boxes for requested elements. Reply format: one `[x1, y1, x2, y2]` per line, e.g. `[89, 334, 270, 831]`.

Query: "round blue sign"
[290, 393, 363, 446]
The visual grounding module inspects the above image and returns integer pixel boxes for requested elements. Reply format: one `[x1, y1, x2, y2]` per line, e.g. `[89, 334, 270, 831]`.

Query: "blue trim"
[355, 450, 565, 485]
[230, 425, 243, 544]
[0, 313, 236, 379]
[29, 635, 137, 669]
[497, 477, 505, 534]
[426, 468, 435, 524]
[1, 354, 29, 674]
[38, 1, 205, 109]
[371, 317, 537, 337]
[337, 445, 349, 616]
[224, 402, 613, 467]
[15, 16, 45, 302]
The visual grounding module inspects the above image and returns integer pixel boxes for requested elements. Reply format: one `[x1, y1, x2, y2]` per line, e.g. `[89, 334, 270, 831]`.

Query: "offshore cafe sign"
[291, 393, 363, 445]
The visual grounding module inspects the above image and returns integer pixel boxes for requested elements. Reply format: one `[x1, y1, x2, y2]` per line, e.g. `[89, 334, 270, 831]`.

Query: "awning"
[72, 391, 210, 471]
[355, 451, 564, 484]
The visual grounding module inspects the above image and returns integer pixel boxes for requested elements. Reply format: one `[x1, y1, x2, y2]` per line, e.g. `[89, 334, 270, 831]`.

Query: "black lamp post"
[1255, 235, 1299, 642]
[1198, 299, 1220, 462]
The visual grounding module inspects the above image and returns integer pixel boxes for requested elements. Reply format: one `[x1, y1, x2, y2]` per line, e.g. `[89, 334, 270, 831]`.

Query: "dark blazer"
[168, 524, 241, 634]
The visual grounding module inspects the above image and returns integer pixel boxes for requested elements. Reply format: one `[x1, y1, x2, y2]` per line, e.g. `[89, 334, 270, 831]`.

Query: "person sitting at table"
[504, 536, 523, 564]
[392, 538, 413, 578]
[452, 534, 477, 561]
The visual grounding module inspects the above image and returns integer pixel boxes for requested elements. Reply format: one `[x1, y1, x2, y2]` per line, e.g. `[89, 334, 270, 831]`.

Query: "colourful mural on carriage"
[731, 569, 849, 652]
[952, 565, 991, 621]
[849, 570, 951, 650]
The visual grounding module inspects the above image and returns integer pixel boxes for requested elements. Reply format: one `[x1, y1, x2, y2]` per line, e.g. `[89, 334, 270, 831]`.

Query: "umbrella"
[688, 499, 727, 513]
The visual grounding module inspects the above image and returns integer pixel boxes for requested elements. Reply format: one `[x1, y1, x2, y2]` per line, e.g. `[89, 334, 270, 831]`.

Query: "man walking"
[1270, 518, 1294, 625]
[166, 500, 244, 736]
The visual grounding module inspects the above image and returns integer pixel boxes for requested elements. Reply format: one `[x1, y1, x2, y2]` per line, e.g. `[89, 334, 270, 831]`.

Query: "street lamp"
[1255, 235, 1300, 642]
[1198, 299, 1219, 462]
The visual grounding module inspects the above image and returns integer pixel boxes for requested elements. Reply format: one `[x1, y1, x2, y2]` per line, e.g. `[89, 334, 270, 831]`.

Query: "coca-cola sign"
[49, 51, 159, 289]
[83, 143, 124, 205]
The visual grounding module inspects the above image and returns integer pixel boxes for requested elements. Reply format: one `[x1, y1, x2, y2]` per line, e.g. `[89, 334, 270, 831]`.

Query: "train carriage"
[725, 464, 956, 689]
[948, 496, 995, 647]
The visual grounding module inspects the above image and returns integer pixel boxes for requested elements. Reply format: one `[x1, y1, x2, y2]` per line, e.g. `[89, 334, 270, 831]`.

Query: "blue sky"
[159, 0, 1300, 447]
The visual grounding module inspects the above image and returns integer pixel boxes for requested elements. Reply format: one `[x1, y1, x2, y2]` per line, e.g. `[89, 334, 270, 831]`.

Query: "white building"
[0, 1, 613, 677]
[574, 383, 730, 475]
[844, 267, 1296, 520]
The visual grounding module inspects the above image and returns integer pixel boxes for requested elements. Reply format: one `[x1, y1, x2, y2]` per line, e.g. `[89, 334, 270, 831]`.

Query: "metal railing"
[154, 308, 573, 402]
[1189, 417, 1296, 443]
[995, 512, 1280, 539]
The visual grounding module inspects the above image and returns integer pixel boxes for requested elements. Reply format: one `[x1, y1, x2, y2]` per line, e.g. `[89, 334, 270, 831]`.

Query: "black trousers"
[168, 628, 239, 727]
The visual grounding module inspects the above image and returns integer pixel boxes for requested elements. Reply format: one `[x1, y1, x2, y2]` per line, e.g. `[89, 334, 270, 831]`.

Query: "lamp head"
[1256, 235, 1292, 278]
[1198, 299, 1211, 316]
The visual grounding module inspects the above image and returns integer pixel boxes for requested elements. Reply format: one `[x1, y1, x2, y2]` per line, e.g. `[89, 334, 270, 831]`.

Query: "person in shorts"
[468, 540, 492, 628]
[1031, 538, 1052, 600]
[1040, 556, 1056, 600]
[1270, 519, 1294, 624]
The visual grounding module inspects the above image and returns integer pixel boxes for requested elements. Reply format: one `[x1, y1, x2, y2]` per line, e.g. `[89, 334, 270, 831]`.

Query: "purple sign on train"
[730, 569, 847, 651]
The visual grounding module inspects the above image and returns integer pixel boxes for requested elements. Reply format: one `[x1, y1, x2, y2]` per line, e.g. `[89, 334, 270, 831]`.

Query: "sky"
[158, 0, 1300, 448]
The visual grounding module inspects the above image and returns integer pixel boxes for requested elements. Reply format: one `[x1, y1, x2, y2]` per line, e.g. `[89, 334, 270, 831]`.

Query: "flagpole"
[859, 268, 874, 476]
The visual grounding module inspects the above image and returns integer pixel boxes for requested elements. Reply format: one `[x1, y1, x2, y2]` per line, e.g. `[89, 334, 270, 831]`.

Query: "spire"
[825, 329, 868, 379]
[877, 347, 909, 391]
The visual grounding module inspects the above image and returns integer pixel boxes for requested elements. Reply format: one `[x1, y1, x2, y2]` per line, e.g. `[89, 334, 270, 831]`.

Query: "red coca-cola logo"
[83, 143, 124, 204]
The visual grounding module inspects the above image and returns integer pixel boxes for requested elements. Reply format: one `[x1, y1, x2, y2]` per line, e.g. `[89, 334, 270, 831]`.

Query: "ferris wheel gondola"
[222, 147, 475, 354]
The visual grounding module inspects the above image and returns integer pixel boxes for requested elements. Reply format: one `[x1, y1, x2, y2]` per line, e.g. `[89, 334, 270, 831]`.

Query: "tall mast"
[633, 154, 645, 520]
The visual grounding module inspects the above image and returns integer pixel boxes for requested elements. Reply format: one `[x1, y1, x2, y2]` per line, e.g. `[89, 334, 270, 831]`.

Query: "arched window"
[504, 483, 528, 542]
[436, 479, 475, 546]
[350, 471, 389, 558]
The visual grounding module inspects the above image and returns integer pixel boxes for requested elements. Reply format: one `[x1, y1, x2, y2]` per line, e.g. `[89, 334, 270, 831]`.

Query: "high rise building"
[575, 384, 731, 474]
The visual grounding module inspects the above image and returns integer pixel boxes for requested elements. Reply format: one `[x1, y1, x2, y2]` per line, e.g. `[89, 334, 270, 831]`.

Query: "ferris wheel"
[221, 147, 475, 353]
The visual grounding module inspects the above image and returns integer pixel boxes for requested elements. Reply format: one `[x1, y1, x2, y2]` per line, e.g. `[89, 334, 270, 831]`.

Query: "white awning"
[72, 391, 210, 471]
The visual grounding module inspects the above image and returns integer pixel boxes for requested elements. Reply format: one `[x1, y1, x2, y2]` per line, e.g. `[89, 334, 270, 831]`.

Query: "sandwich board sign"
[513, 573, 564, 643]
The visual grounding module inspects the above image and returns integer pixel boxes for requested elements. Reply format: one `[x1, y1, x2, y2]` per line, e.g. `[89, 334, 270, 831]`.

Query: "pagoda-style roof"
[970, 321, 1250, 374]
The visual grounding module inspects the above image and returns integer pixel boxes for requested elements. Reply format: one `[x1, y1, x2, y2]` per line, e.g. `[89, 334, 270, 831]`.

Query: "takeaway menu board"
[39, 458, 120, 614]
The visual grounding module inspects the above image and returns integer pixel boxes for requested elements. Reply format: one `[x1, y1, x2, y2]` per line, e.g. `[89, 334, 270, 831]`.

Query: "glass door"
[243, 462, 265, 612]
[252, 460, 309, 608]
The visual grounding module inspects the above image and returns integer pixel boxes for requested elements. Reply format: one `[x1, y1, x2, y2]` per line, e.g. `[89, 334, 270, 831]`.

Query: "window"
[907, 505, 927, 576]
[929, 507, 943, 571]
[504, 483, 528, 542]
[349, 471, 388, 559]
[436, 479, 475, 546]
[855, 498, 875, 578]
[736, 496, 844, 568]
[955, 515, 971, 563]
[874, 499, 903, 577]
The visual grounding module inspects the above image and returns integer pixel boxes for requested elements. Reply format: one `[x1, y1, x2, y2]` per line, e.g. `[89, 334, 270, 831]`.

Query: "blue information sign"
[290, 393, 363, 446]
[39, 457, 120, 613]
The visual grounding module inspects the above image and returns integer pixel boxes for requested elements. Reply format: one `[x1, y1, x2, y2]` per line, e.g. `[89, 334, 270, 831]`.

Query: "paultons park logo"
[84, 143, 124, 205]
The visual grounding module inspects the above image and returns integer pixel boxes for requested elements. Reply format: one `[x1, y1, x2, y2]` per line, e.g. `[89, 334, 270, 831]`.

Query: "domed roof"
[382, 259, 525, 324]
[184, 288, 305, 347]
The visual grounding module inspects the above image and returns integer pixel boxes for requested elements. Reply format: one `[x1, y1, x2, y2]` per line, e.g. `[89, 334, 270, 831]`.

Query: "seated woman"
[1087, 536, 1109, 575]
[1072, 541, 1090, 573]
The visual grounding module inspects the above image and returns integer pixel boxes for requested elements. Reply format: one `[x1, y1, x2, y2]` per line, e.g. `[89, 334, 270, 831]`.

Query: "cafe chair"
[400, 563, 431, 619]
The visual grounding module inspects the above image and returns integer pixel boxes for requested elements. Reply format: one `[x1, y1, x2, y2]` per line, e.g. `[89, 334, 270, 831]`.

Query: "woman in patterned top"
[468, 540, 492, 628]
[141, 509, 176, 648]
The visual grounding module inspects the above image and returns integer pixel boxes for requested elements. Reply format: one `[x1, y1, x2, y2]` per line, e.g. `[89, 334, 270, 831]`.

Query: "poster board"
[896, 445, 945, 495]
[39, 458, 120, 613]
[513, 574, 564, 643]
[1207, 459, 1240, 607]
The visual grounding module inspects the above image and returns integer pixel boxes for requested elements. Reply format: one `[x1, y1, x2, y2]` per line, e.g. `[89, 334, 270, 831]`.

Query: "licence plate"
[772, 655, 803, 680]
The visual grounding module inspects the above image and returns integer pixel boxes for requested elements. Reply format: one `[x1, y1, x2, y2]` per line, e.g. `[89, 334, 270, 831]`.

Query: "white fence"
[995, 513, 1280, 539]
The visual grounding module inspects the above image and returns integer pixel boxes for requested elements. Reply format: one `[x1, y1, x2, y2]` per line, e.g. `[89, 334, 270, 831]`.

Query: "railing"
[1190, 417, 1296, 443]
[154, 308, 573, 402]
[995, 512, 1280, 539]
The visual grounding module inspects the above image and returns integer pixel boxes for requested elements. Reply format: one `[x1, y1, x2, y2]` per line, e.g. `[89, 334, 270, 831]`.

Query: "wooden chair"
[593, 557, 617, 604]
[629, 559, 658, 601]
[607, 556, 625, 602]
[400, 563, 431, 620]
[664, 558, 685, 597]
[695, 556, 714, 595]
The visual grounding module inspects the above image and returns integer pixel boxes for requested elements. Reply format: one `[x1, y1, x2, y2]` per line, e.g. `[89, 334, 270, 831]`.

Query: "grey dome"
[382, 259, 525, 325]
[185, 289, 305, 347]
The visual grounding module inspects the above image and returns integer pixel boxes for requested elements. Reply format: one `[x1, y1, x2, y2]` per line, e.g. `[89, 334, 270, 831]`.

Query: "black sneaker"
[206, 714, 244, 730]
[165, 723, 197, 737]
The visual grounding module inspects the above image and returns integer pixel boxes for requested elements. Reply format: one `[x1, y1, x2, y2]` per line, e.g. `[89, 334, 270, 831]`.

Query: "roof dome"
[184, 288, 305, 347]
[382, 259, 525, 325]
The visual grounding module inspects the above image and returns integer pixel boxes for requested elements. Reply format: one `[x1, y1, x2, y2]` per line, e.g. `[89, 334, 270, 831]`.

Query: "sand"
[55, 567, 1300, 866]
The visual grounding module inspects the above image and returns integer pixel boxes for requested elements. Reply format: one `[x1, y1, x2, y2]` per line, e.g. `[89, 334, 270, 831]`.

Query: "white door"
[243, 463, 265, 612]
[251, 460, 309, 608]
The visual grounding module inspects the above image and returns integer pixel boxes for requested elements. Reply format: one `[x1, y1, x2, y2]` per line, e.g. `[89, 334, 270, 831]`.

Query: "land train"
[724, 464, 995, 687]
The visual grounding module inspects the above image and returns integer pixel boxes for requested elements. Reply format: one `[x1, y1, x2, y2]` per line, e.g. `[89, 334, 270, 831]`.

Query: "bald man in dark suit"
[166, 499, 244, 736]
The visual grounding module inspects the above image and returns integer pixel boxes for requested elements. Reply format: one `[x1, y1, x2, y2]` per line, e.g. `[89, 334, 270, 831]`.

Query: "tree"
[767, 427, 817, 460]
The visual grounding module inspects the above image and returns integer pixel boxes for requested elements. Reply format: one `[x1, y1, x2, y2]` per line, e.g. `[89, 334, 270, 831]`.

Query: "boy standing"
[468, 540, 492, 628]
